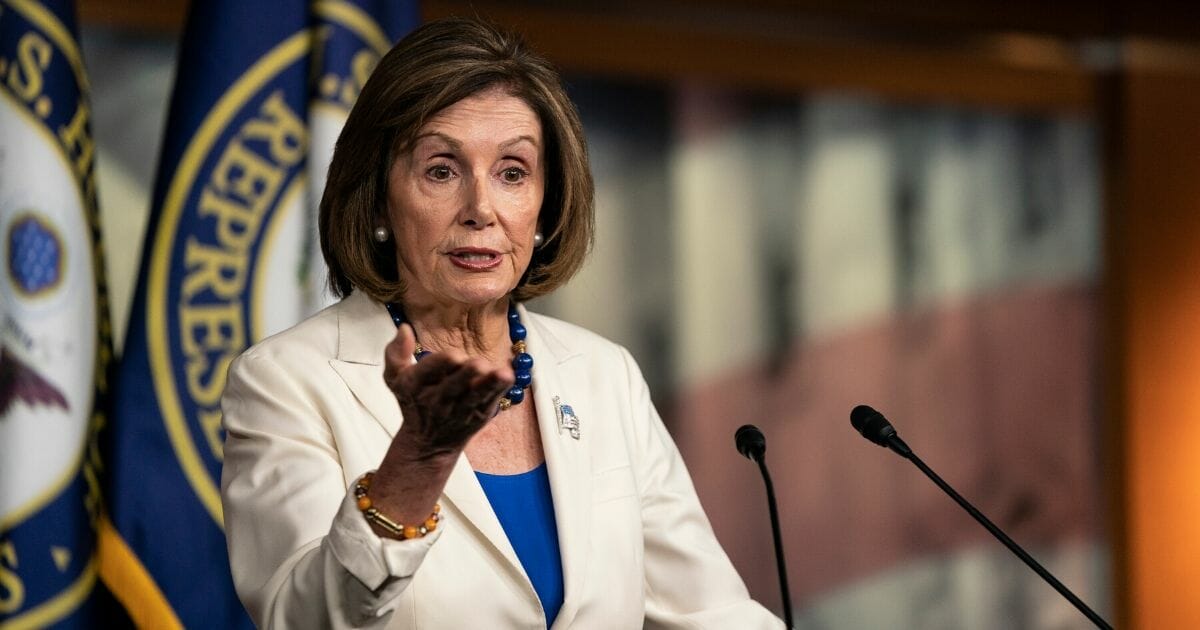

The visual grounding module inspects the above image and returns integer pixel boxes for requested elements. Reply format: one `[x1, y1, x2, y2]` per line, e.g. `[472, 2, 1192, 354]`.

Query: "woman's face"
[386, 87, 545, 311]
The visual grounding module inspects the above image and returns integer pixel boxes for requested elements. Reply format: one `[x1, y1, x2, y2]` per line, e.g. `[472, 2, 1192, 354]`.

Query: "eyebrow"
[413, 132, 463, 151]
[412, 132, 540, 152]
[499, 135, 540, 151]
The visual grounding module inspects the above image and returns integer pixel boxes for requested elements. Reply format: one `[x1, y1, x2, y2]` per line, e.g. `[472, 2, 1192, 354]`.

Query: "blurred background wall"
[77, 1, 1200, 628]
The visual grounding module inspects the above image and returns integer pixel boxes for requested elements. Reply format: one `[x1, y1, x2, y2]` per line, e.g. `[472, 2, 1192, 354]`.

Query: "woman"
[221, 17, 783, 629]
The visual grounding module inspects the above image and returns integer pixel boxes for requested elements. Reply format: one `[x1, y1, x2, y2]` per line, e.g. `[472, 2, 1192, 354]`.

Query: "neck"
[401, 298, 511, 361]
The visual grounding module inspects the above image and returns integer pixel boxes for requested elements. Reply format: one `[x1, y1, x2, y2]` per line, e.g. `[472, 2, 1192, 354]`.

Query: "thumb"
[384, 323, 417, 375]
[397, 322, 417, 357]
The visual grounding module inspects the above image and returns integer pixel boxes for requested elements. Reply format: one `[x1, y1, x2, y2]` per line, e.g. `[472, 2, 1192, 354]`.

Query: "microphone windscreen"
[735, 424, 766, 460]
[850, 405, 894, 447]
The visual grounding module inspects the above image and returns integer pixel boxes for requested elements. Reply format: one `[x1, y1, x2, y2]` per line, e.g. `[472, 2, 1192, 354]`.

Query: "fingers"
[380, 322, 520, 427]
[469, 365, 515, 403]
[406, 350, 471, 390]
[464, 362, 515, 410]
[396, 358, 514, 451]
[384, 327, 472, 393]
[434, 357, 488, 400]
[424, 358, 513, 410]
[387, 344, 513, 401]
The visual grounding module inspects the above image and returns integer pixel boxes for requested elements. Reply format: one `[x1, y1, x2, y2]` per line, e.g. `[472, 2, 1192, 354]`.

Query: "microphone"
[850, 404, 911, 456]
[734, 425, 794, 629]
[735, 424, 766, 461]
[849, 405, 1112, 630]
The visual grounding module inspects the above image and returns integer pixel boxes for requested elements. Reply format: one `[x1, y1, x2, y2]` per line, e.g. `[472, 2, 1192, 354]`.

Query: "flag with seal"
[103, 1, 418, 627]
[0, 0, 115, 627]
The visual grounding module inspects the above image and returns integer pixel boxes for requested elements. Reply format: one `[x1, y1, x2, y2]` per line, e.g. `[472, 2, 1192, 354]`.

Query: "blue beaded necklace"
[384, 302, 533, 412]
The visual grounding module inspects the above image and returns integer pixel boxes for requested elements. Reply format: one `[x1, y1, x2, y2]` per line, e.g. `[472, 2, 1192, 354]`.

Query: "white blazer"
[221, 291, 783, 629]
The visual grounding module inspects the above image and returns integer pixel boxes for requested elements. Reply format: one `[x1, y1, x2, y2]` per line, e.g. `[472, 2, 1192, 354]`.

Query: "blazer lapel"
[441, 306, 598, 615]
[440, 455, 528, 585]
[522, 307, 593, 629]
[327, 291, 404, 436]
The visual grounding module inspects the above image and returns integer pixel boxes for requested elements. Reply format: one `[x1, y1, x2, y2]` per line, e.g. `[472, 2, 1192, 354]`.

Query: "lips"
[447, 247, 503, 270]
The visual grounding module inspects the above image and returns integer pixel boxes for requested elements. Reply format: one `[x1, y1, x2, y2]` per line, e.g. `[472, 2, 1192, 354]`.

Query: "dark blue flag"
[0, 0, 115, 627]
[104, 2, 418, 626]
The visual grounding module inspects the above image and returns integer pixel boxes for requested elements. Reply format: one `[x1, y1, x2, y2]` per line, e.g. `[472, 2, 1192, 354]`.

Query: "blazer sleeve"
[618, 348, 785, 630]
[221, 348, 441, 629]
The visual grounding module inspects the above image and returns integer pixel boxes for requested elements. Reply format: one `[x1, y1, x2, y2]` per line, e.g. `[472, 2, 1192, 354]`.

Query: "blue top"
[476, 463, 564, 628]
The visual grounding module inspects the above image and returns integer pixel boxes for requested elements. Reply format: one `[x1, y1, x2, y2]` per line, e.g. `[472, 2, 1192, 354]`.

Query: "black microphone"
[734, 425, 794, 629]
[850, 404, 911, 456]
[735, 424, 767, 461]
[849, 405, 1113, 630]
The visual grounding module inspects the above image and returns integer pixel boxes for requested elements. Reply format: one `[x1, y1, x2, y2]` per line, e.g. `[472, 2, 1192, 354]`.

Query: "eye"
[501, 167, 528, 184]
[427, 165, 454, 181]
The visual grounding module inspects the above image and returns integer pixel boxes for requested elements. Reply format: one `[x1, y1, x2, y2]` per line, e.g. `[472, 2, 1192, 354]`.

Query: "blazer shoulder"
[237, 299, 342, 366]
[524, 310, 629, 359]
[521, 309, 652, 395]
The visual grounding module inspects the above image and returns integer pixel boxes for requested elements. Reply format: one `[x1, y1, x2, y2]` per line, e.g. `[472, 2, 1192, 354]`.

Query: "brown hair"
[319, 17, 594, 303]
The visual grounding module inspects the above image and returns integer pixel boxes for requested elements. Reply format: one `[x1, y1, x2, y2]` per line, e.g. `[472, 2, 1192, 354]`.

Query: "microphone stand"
[754, 454, 795, 629]
[898, 444, 1112, 630]
[736, 425, 795, 629]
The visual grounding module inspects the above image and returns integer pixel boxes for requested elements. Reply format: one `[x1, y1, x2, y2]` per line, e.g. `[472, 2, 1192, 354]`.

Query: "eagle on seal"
[0, 345, 69, 416]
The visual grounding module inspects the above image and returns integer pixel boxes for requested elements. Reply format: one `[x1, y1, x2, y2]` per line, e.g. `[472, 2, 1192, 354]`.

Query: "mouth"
[447, 248, 503, 270]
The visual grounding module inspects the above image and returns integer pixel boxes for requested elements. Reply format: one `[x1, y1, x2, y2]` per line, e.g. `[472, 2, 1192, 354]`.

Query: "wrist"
[355, 471, 442, 540]
[370, 436, 459, 517]
[390, 426, 463, 466]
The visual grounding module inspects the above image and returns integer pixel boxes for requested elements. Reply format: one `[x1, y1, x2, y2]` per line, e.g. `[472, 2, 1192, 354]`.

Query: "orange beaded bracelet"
[354, 471, 441, 540]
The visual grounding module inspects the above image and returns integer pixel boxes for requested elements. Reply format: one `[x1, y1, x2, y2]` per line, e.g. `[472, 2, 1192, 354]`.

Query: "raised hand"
[381, 323, 515, 458]
[366, 323, 515, 529]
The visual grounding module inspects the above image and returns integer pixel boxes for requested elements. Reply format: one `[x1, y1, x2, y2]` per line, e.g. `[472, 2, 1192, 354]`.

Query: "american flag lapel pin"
[554, 396, 580, 440]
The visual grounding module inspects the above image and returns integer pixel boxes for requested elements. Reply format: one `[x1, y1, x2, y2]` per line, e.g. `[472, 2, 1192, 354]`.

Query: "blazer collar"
[335, 290, 396, 365]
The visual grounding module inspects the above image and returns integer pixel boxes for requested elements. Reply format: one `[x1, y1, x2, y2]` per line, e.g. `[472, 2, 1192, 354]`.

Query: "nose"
[460, 173, 496, 228]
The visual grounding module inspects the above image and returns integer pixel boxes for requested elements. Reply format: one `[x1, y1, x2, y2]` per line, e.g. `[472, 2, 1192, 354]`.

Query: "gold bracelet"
[354, 471, 441, 539]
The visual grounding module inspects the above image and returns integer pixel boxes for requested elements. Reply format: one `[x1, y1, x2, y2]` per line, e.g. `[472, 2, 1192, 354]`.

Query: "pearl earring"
[373, 227, 389, 243]
[533, 231, 544, 248]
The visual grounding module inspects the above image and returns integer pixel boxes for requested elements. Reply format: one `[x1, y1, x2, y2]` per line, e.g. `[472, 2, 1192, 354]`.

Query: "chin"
[443, 280, 516, 307]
